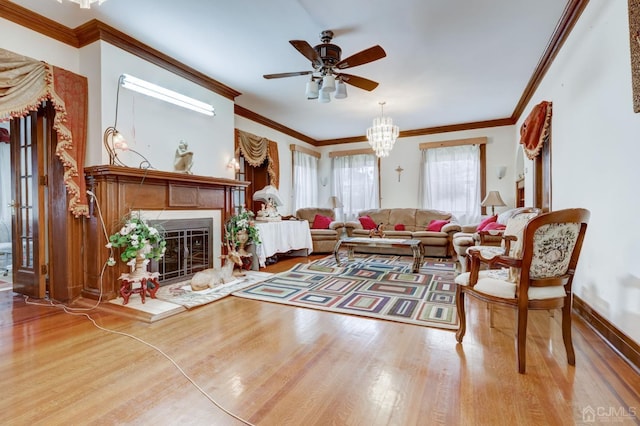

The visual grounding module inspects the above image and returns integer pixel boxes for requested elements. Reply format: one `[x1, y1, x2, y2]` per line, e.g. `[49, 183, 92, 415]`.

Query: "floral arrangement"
[107, 214, 167, 267]
[225, 207, 260, 246]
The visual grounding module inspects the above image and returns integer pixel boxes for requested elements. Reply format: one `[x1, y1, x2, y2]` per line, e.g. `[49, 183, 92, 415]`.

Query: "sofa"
[295, 207, 345, 253]
[345, 208, 461, 257]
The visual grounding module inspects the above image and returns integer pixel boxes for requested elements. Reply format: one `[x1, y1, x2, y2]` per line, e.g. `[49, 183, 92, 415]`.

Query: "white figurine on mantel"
[174, 140, 194, 174]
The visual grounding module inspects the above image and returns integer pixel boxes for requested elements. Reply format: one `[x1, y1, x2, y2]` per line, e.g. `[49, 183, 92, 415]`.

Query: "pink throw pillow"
[358, 216, 377, 230]
[426, 219, 450, 232]
[483, 222, 506, 231]
[477, 215, 497, 231]
[311, 214, 332, 229]
[394, 224, 405, 231]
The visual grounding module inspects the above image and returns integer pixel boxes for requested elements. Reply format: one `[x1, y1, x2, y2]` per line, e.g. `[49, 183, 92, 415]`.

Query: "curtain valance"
[235, 129, 279, 188]
[0, 48, 88, 217]
[520, 100, 552, 160]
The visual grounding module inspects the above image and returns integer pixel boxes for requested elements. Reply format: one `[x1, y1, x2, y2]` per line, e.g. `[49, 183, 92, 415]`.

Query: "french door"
[8, 106, 48, 298]
[233, 155, 269, 214]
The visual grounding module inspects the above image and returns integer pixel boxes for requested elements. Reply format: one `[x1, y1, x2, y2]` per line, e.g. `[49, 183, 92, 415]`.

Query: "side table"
[119, 271, 160, 305]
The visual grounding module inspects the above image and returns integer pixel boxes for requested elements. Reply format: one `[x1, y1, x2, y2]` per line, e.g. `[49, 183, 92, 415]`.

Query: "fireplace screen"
[150, 218, 213, 284]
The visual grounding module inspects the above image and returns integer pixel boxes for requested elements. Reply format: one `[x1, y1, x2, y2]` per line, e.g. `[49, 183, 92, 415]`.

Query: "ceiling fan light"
[334, 80, 347, 99]
[321, 75, 336, 93]
[305, 80, 319, 99]
[318, 90, 331, 103]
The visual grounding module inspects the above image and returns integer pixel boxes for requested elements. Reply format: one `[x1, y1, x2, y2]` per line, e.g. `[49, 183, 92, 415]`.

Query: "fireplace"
[83, 165, 249, 301]
[140, 209, 223, 283]
[150, 218, 213, 284]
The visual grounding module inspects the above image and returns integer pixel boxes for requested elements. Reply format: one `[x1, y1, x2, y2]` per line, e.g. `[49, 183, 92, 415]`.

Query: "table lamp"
[253, 185, 283, 221]
[328, 196, 343, 220]
[481, 191, 506, 215]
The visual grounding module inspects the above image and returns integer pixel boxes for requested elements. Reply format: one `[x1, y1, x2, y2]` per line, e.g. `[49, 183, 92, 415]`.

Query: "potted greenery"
[225, 207, 260, 255]
[106, 213, 167, 278]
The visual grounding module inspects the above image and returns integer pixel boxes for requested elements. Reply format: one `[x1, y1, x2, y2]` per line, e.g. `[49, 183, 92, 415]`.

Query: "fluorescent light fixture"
[57, 0, 107, 9]
[120, 74, 215, 116]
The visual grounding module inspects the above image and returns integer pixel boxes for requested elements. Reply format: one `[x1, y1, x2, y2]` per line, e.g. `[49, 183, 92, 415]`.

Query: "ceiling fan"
[263, 30, 386, 93]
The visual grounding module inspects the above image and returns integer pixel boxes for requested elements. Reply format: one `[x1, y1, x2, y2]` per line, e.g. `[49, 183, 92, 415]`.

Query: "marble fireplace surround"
[83, 165, 249, 301]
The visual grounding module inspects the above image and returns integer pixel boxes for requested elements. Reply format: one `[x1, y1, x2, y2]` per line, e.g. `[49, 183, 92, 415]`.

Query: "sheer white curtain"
[332, 153, 379, 221]
[418, 144, 481, 224]
[292, 150, 319, 212]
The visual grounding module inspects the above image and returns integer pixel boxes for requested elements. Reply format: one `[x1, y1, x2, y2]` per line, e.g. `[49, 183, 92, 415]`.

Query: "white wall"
[93, 42, 236, 178]
[0, 20, 237, 180]
[318, 125, 517, 215]
[517, 0, 640, 341]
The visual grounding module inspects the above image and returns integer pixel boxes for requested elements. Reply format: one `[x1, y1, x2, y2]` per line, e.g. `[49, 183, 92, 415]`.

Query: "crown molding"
[0, 0, 78, 46]
[234, 105, 317, 145]
[74, 20, 241, 100]
[314, 117, 514, 146]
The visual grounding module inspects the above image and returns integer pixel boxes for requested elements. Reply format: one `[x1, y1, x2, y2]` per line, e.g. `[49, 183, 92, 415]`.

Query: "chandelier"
[57, 0, 107, 9]
[366, 102, 399, 158]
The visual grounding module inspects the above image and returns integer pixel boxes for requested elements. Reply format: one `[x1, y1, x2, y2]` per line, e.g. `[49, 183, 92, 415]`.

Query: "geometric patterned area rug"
[232, 254, 459, 330]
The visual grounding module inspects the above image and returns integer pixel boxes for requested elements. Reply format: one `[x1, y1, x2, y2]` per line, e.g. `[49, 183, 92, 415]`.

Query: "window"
[291, 149, 319, 212]
[331, 151, 379, 220]
[419, 140, 486, 224]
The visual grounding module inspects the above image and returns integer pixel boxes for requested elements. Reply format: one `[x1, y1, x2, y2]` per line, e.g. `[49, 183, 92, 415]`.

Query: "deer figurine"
[189, 241, 244, 291]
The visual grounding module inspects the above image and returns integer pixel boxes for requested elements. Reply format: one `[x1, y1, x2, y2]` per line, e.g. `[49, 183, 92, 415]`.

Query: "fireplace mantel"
[82, 165, 249, 300]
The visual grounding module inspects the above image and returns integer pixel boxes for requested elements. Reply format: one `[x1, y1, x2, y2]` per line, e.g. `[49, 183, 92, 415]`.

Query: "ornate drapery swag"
[235, 129, 280, 187]
[520, 100, 552, 160]
[0, 48, 88, 217]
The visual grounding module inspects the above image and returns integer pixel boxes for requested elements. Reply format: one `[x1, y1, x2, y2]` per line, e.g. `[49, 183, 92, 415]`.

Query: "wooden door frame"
[533, 131, 552, 212]
[7, 102, 79, 301]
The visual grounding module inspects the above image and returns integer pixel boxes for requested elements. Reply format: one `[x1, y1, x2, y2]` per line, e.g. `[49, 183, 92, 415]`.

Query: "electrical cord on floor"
[21, 190, 255, 426]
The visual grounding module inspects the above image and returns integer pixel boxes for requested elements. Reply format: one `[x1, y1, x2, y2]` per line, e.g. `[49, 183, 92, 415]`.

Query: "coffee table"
[333, 237, 423, 272]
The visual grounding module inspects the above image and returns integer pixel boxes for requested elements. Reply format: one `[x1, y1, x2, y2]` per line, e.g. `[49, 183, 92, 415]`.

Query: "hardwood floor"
[1, 254, 639, 425]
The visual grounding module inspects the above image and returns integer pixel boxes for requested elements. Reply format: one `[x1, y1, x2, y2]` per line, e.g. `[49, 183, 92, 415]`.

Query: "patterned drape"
[0, 48, 88, 217]
[520, 100, 552, 160]
[235, 129, 280, 188]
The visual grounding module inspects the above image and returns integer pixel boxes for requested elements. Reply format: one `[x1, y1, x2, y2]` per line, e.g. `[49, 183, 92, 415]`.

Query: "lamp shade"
[305, 80, 319, 99]
[318, 90, 331, 103]
[252, 185, 284, 206]
[334, 80, 347, 99]
[321, 74, 336, 93]
[481, 191, 506, 215]
[328, 196, 343, 208]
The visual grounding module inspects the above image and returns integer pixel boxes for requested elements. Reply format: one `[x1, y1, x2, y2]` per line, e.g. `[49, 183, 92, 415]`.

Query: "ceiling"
[9, 0, 573, 142]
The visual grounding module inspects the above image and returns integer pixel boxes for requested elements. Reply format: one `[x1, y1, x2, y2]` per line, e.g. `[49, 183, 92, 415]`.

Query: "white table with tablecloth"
[254, 220, 314, 267]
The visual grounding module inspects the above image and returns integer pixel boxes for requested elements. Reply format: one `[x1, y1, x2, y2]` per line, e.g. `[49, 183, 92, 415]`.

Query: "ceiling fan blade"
[337, 73, 379, 91]
[335, 45, 386, 70]
[263, 71, 313, 79]
[289, 40, 321, 66]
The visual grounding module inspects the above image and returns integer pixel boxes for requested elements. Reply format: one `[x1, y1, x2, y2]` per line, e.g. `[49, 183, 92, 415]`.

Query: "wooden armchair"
[454, 208, 590, 373]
